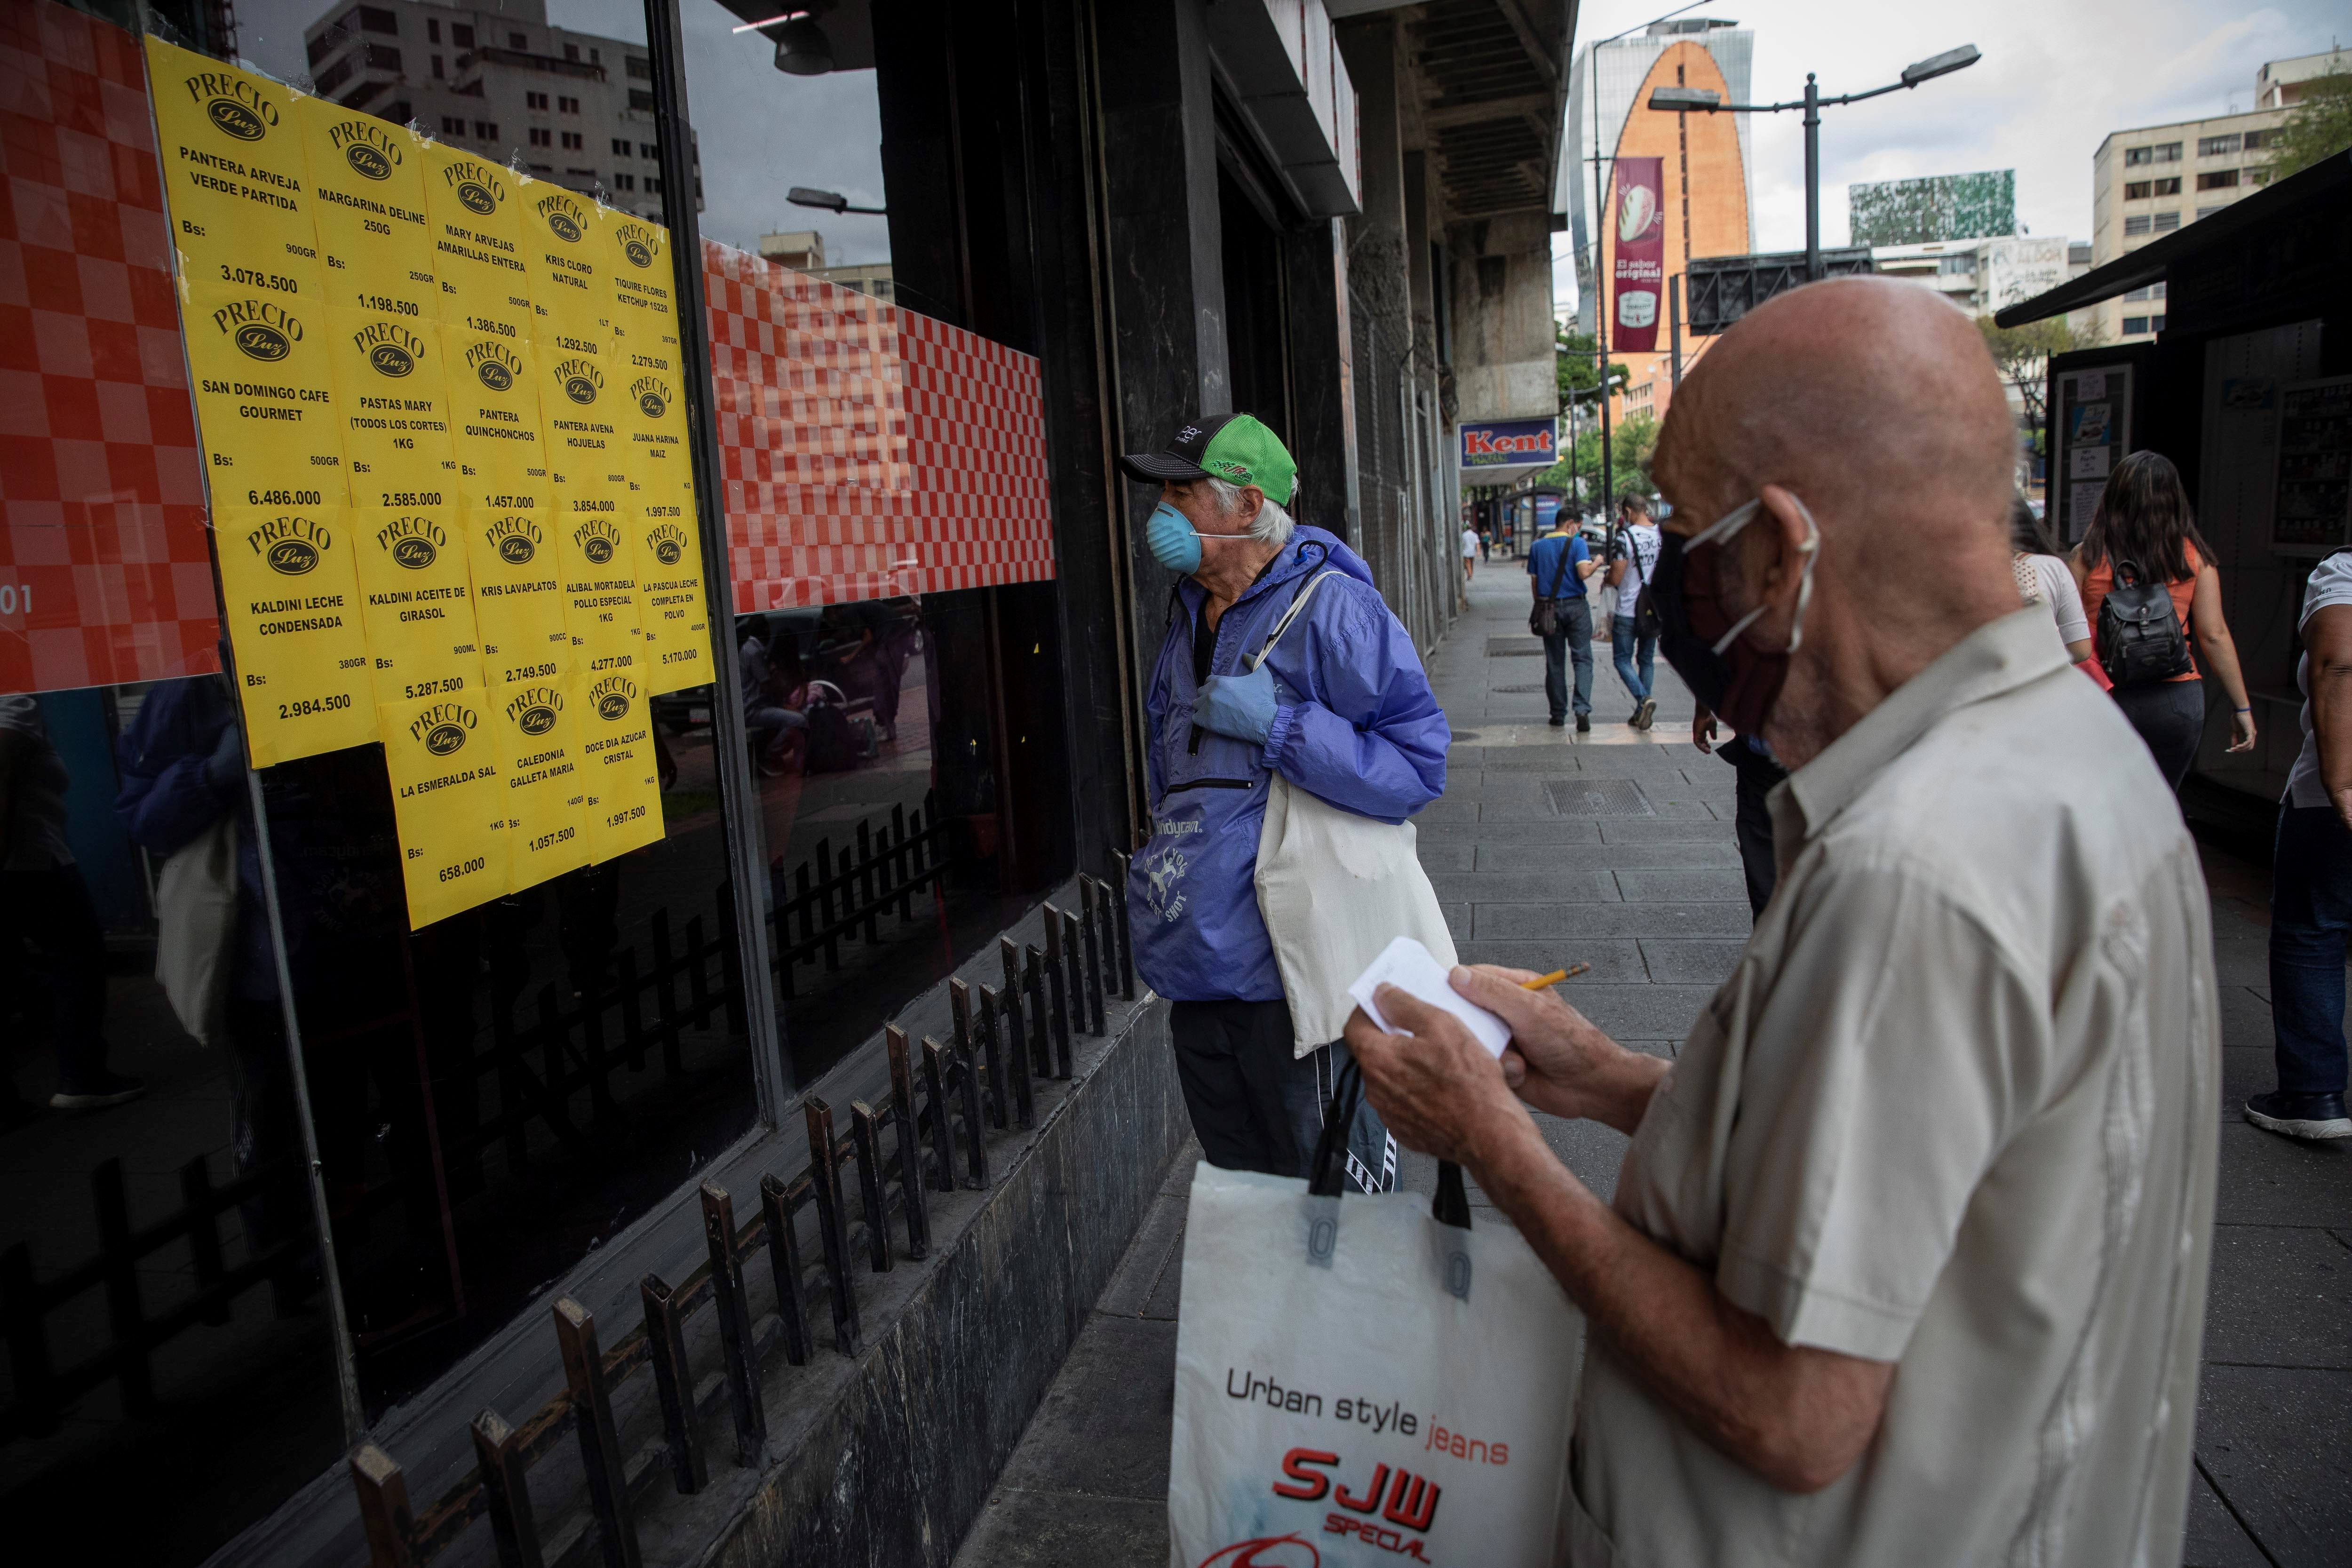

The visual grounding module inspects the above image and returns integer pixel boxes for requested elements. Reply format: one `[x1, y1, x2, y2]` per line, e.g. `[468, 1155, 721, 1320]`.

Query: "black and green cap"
[1118, 412, 1296, 506]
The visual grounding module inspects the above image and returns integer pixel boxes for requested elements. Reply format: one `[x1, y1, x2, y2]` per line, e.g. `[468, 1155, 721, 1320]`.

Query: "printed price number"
[605, 804, 646, 828]
[218, 264, 302, 294]
[279, 694, 354, 719]
[379, 492, 444, 506]
[528, 825, 576, 852]
[402, 677, 467, 700]
[437, 855, 488, 884]
[466, 315, 516, 338]
[247, 488, 324, 505]
[354, 293, 421, 316]
[503, 662, 558, 682]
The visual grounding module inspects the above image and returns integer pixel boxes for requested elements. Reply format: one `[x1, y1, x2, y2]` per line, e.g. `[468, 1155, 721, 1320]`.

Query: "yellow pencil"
[1521, 963, 1590, 988]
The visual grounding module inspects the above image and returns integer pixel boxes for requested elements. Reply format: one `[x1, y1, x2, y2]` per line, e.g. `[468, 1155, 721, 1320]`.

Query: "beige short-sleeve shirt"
[1568, 609, 2219, 1568]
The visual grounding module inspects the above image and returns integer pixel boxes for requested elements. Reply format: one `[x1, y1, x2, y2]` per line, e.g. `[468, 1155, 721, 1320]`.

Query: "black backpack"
[803, 700, 861, 772]
[2097, 559, 2193, 687]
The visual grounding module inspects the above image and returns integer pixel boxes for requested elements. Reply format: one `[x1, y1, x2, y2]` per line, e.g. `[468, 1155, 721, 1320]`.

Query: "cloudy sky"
[1554, 0, 2348, 313]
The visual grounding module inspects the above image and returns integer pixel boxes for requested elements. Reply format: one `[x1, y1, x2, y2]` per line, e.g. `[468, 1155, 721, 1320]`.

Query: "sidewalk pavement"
[953, 570, 2351, 1567]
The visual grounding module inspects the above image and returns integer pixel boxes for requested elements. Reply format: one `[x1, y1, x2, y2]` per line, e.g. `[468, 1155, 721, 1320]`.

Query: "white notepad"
[1346, 936, 1513, 1058]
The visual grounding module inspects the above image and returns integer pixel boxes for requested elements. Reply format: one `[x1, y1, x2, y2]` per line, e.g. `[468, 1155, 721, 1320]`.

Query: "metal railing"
[345, 862, 1136, 1568]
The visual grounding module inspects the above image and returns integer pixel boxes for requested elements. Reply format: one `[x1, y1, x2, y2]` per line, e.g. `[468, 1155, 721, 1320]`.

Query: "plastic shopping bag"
[155, 813, 237, 1045]
[1169, 1074, 1583, 1567]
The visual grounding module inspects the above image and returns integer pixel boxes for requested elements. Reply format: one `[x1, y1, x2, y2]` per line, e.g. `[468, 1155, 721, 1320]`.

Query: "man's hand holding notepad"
[1346, 936, 1513, 1057]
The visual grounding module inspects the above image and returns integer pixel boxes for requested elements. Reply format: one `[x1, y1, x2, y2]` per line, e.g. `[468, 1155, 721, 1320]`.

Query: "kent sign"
[1460, 419, 1556, 469]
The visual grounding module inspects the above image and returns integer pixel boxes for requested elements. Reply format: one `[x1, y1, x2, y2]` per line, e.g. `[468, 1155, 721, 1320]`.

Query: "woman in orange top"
[2069, 451, 2256, 788]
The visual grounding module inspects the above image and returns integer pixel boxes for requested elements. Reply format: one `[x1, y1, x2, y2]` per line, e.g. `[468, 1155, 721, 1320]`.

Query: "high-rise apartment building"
[1560, 16, 1755, 425]
[2084, 51, 2339, 344]
[299, 0, 694, 221]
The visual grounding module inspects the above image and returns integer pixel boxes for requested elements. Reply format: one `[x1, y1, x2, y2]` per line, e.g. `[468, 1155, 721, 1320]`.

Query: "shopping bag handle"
[1308, 1056, 1474, 1231]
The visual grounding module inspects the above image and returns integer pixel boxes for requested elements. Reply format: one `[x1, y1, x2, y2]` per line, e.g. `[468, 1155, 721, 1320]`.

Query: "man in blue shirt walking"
[1527, 513, 1597, 730]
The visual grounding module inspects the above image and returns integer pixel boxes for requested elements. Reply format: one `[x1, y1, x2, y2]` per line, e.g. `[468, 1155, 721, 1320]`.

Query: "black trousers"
[1720, 741, 1788, 919]
[2112, 679, 2205, 790]
[1169, 999, 1396, 1193]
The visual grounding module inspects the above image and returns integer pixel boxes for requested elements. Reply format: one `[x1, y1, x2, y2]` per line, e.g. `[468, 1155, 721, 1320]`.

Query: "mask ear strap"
[1689, 497, 1763, 549]
[1706, 495, 1821, 658]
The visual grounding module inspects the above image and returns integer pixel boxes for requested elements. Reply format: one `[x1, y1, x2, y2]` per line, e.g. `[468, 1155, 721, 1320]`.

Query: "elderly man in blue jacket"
[1121, 413, 1449, 1191]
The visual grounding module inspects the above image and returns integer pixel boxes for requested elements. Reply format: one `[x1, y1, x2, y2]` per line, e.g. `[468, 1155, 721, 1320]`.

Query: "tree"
[1977, 313, 2106, 465]
[2266, 67, 2352, 180]
[1556, 322, 1628, 407]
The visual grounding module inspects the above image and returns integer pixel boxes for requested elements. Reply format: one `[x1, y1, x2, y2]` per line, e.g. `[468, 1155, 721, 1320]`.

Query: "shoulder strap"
[1547, 537, 1573, 600]
[1248, 570, 1347, 671]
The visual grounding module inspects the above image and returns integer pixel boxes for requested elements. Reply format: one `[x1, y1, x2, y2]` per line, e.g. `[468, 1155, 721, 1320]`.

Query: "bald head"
[1655, 276, 2015, 550]
[1653, 276, 2034, 766]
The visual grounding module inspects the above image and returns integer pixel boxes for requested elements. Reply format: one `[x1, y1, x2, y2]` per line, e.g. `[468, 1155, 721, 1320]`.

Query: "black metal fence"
[765, 792, 954, 998]
[345, 863, 1136, 1568]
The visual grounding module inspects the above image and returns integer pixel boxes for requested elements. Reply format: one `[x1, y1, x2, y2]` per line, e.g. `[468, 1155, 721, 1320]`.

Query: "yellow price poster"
[324, 309, 457, 488]
[522, 187, 614, 351]
[354, 507, 485, 707]
[493, 677, 591, 892]
[423, 144, 533, 339]
[212, 505, 376, 765]
[442, 323, 549, 505]
[380, 691, 509, 929]
[540, 348, 631, 498]
[576, 670, 665, 865]
[556, 504, 645, 670]
[637, 515, 711, 695]
[295, 97, 438, 320]
[465, 502, 573, 674]
[602, 214, 678, 357]
[613, 357, 694, 507]
[183, 294, 348, 497]
[144, 39, 326, 311]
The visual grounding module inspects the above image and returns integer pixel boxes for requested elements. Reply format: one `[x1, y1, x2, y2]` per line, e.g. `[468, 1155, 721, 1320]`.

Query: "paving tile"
[1455, 939, 1646, 984]
[1418, 820, 1602, 844]
[1478, 840, 1740, 871]
[951, 1488, 1167, 1568]
[990, 1314, 1180, 1502]
[1555, 984, 1718, 1041]
[2196, 1365, 2352, 1565]
[1596, 818, 1743, 843]
[1636, 939, 1747, 985]
[1414, 841, 1477, 873]
[2212, 1123, 2352, 1226]
[1475, 901, 1754, 939]
[1442, 901, 1470, 939]
[1429, 869, 1621, 904]
[2184, 1464, 2273, 1568]
[1098, 1186, 1189, 1319]
[1614, 867, 1748, 903]
[2221, 1047, 2280, 1115]
[2201, 1224, 2352, 1369]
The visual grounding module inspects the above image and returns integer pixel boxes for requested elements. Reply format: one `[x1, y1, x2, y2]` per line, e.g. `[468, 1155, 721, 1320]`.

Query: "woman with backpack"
[2069, 451, 2257, 788]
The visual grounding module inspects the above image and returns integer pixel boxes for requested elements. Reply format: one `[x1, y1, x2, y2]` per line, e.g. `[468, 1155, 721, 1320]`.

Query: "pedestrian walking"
[1346, 278, 2218, 1566]
[1120, 411, 1446, 1191]
[2069, 452, 2256, 787]
[2250, 546, 2352, 1141]
[2010, 495, 2092, 662]
[1478, 525, 1492, 563]
[1606, 495, 1662, 728]
[1527, 510, 1596, 730]
[1461, 522, 1480, 585]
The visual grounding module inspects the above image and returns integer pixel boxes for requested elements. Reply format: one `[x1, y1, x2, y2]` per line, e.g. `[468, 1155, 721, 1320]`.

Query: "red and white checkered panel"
[0, 3, 218, 696]
[701, 239, 1055, 611]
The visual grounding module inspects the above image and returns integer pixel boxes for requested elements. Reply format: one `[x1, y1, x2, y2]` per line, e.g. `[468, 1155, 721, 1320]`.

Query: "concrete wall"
[1447, 209, 1558, 422]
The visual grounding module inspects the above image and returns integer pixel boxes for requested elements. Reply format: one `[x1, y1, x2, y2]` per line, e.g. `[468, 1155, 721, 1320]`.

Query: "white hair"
[1203, 475, 1296, 548]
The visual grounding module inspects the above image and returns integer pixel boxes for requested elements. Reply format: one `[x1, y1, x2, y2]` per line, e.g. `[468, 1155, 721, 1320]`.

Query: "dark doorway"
[1219, 167, 1292, 446]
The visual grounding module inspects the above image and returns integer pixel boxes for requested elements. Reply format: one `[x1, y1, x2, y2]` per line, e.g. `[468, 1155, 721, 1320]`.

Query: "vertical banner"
[576, 669, 664, 864]
[354, 507, 483, 705]
[493, 677, 591, 891]
[1612, 156, 1665, 354]
[380, 689, 509, 928]
[211, 505, 376, 764]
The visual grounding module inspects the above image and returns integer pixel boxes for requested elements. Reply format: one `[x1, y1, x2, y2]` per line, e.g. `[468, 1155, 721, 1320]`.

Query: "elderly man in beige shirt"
[1348, 276, 2217, 1565]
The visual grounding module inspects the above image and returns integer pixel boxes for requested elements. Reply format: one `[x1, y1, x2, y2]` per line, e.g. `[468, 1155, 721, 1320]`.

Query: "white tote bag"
[154, 813, 237, 1045]
[1170, 1135, 1583, 1567]
[1252, 572, 1457, 1054]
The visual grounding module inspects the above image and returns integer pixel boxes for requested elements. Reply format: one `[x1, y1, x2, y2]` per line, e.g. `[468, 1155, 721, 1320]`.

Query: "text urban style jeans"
[2269, 804, 2352, 1096]
[1542, 595, 1594, 720]
[1613, 613, 1656, 706]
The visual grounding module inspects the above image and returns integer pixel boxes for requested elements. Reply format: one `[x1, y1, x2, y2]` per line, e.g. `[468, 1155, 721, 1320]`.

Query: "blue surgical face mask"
[1146, 502, 1203, 575]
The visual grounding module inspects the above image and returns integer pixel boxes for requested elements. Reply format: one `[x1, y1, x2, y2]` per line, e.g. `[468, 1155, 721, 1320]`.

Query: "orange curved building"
[1598, 40, 1750, 427]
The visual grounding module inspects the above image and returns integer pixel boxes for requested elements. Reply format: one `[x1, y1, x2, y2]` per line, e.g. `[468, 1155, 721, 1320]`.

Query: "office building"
[1849, 168, 2016, 247]
[1870, 234, 2074, 317]
[2084, 54, 2334, 343]
[757, 229, 898, 302]
[1561, 16, 1755, 425]
[300, 0, 691, 219]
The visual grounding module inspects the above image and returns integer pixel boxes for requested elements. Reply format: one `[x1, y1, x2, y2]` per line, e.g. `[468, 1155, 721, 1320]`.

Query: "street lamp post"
[1649, 44, 1980, 282]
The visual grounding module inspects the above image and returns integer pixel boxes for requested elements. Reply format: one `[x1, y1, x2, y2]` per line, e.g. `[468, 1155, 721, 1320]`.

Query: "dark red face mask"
[1650, 496, 1819, 738]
